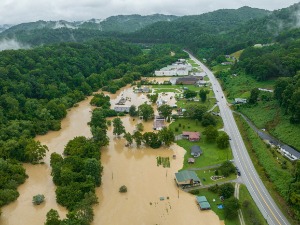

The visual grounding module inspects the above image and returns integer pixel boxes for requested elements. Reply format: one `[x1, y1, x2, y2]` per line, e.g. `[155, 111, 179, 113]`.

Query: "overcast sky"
[1, 0, 299, 24]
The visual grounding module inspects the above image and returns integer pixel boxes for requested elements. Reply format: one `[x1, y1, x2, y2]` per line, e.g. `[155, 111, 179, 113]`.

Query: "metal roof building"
[196, 196, 211, 210]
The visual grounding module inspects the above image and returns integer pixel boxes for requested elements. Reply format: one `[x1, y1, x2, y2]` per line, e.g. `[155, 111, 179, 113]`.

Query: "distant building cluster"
[155, 59, 193, 76]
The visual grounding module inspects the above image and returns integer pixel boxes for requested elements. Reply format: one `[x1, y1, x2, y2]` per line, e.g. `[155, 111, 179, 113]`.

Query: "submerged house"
[153, 116, 165, 130]
[114, 106, 131, 113]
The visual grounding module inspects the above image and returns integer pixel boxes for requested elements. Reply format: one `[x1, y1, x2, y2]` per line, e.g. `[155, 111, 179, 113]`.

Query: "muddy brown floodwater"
[1, 78, 223, 225]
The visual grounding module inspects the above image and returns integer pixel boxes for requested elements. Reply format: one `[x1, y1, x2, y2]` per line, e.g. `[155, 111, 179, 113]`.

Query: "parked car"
[236, 167, 241, 176]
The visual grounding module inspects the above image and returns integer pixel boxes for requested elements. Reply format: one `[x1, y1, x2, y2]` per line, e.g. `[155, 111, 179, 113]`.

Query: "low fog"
[0, 39, 30, 51]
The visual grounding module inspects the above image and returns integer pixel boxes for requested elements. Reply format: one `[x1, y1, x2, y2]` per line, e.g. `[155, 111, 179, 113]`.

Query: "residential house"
[182, 131, 200, 141]
[234, 98, 247, 104]
[191, 145, 203, 157]
[153, 116, 165, 130]
[174, 170, 201, 188]
[114, 106, 131, 113]
[279, 145, 300, 161]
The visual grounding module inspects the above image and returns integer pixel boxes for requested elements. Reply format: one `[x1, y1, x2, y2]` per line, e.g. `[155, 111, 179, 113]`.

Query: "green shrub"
[32, 194, 45, 205]
[119, 185, 128, 193]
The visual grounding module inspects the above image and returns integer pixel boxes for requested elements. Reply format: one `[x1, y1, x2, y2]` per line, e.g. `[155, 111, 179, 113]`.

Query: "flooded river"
[1, 78, 223, 225]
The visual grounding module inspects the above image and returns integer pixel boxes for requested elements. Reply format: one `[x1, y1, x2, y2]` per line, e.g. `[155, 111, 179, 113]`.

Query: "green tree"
[216, 132, 230, 149]
[158, 127, 175, 146]
[45, 209, 61, 225]
[219, 183, 235, 199]
[218, 161, 235, 177]
[124, 132, 133, 146]
[138, 103, 154, 121]
[143, 132, 162, 148]
[84, 158, 102, 186]
[147, 93, 158, 103]
[112, 118, 125, 136]
[185, 103, 207, 121]
[203, 125, 219, 142]
[32, 194, 45, 205]
[133, 131, 143, 147]
[24, 139, 48, 163]
[183, 89, 197, 99]
[199, 89, 209, 102]
[158, 105, 173, 120]
[129, 105, 138, 117]
[135, 123, 144, 132]
[223, 197, 240, 219]
[248, 88, 259, 104]
[201, 112, 217, 127]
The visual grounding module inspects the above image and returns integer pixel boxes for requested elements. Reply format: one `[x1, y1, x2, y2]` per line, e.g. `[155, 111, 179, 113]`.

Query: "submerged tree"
[112, 117, 125, 136]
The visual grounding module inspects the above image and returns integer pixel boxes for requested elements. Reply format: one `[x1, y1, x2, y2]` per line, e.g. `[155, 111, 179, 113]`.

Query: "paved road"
[187, 52, 290, 225]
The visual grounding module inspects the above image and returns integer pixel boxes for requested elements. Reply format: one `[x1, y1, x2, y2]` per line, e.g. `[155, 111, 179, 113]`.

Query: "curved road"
[187, 52, 290, 225]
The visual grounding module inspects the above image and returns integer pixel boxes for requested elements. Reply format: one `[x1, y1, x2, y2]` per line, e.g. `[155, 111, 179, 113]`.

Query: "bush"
[32, 194, 45, 205]
[189, 189, 199, 195]
[208, 184, 219, 193]
[119, 185, 127, 193]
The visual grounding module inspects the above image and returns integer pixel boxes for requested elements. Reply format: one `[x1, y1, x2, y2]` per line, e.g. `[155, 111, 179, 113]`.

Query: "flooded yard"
[1, 78, 223, 225]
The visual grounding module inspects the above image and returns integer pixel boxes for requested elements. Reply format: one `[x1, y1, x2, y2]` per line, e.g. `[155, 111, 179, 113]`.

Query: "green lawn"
[177, 139, 232, 169]
[212, 64, 231, 73]
[239, 184, 268, 225]
[231, 50, 244, 59]
[192, 188, 240, 225]
[220, 73, 276, 101]
[195, 170, 237, 186]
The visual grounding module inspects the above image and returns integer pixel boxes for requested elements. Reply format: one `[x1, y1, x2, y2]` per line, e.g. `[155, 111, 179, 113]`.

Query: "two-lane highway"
[187, 52, 290, 225]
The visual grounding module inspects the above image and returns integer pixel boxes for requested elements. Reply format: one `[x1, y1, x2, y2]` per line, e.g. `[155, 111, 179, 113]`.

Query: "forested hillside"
[0, 39, 187, 209]
[0, 14, 178, 46]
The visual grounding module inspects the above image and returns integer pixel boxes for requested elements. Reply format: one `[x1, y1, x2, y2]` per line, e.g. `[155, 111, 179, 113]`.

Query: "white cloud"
[0, 39, 30, 51]
[0, 0, 299, 24]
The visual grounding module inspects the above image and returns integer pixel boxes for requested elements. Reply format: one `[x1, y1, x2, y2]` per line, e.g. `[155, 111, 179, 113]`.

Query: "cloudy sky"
[1, 0, 299, 24]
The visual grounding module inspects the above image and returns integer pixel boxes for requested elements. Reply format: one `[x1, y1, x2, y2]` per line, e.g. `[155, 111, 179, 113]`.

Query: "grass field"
[239, 101, 300, 150]
[220, 73, 276, 101]
[239, 184, 268, 225]
[231, 50, 244, 59]
[176, 139, 232, 169]
[195, 170, 237, 186]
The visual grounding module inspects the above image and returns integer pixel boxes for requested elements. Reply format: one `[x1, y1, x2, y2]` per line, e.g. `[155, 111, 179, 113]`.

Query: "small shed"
[188, 158, 195, 164]
[191, 145, 203, 157]
[196, 196, 211, 210]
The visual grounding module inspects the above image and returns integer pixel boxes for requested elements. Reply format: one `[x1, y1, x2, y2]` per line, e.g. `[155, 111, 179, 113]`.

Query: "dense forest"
[0, 39, 187, 212]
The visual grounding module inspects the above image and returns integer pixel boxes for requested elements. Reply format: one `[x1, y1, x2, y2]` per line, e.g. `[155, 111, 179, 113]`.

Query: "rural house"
[182, 131, 200, 141]
[191, 145, 203, 157]
[175, 170, 201, 188]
